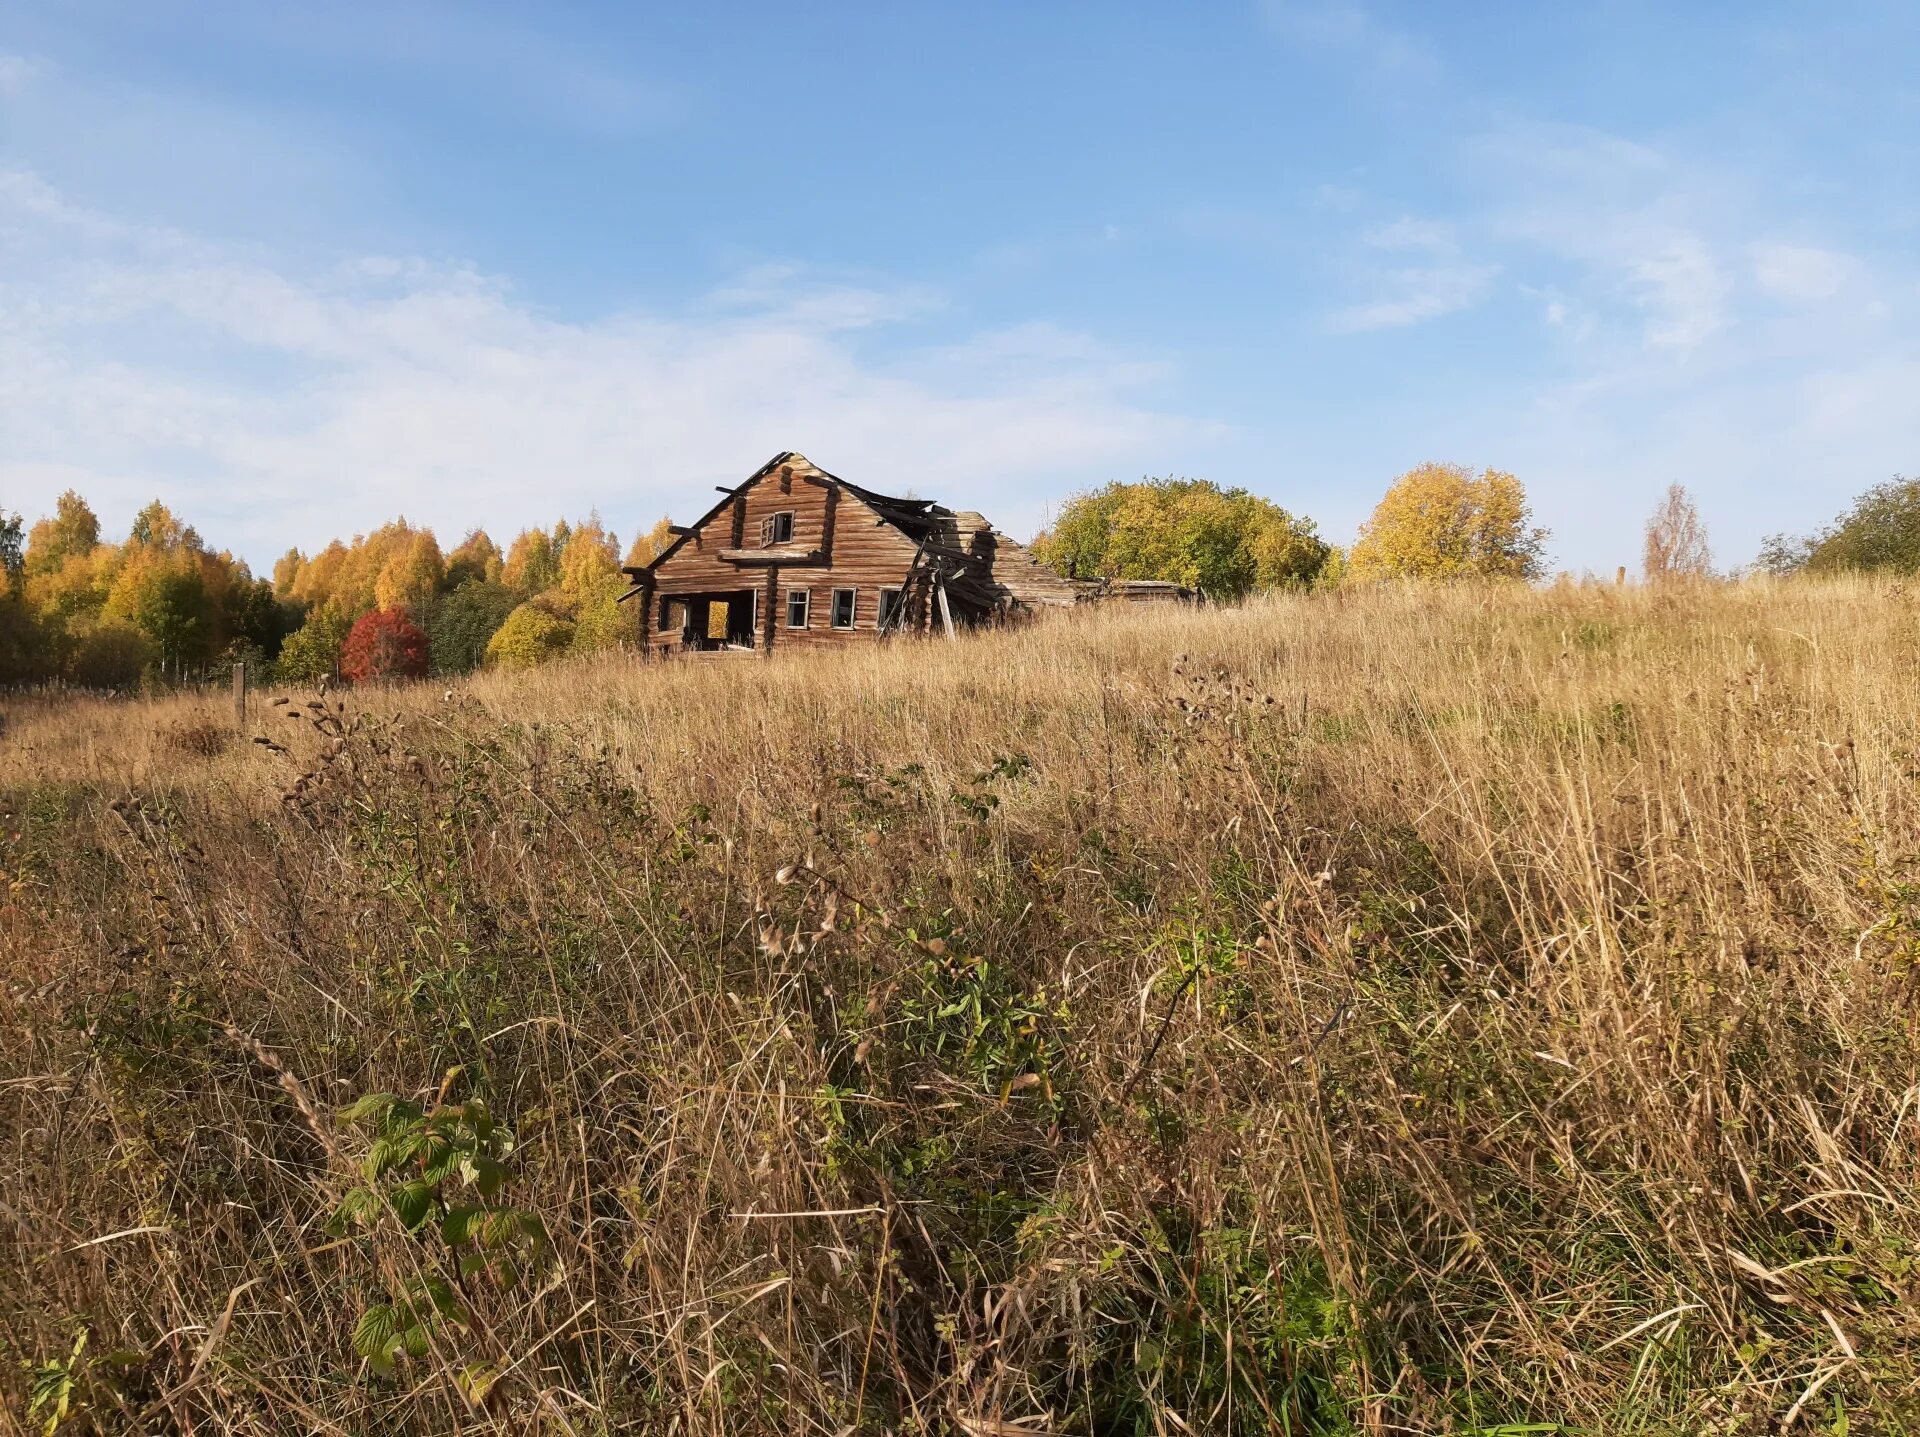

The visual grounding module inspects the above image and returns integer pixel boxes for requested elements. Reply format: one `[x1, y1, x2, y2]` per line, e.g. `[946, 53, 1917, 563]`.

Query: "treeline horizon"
[0, 493, 677, 690]
[0, 464, 1911, 690]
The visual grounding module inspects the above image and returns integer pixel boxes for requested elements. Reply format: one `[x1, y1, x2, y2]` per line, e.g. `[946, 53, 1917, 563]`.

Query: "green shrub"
[65, 621, 152, 689]
[426, 580, 517, 675]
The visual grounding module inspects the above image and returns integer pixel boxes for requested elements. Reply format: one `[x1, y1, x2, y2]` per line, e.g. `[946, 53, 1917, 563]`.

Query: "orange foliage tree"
[339, 607, 428, 684]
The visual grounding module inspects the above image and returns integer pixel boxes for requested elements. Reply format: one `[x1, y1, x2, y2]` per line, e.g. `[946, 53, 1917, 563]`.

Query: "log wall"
[639, 458, 927, 654]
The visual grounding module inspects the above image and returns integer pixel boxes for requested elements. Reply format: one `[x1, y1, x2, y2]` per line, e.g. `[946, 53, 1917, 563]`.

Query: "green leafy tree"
[67, 622, 153, 689]
[1032, 478, 1328, 597]
[0, 509, 23, 591]
[224, 577, 298, 661]
[428, 580, 518, 676]
[275, 606, 352, 684]
[131, 561, 212, 677]
[0, 509, 43, 685]
[1766, 476, 1920, 574]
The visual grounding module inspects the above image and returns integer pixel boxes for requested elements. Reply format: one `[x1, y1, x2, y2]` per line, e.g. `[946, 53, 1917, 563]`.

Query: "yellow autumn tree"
[25, 491, 101, 577]
[558, 516, 620, 596]
[1347, 464, 1548, 582]
[445, 530, 504, 587]
[26, 546, 107, 628]
[326, 520, 424, 618]
[485, 601, 573, 668]
[623, 517, 674, 570]
[502, 528, 561, 595]
[271, 548, 306, 599]
[292, 541, 349, 610]
[374, 530, 445, 615]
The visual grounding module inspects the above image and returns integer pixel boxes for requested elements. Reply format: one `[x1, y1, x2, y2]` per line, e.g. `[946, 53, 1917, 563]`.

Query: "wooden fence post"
[232, 660, 247, 726]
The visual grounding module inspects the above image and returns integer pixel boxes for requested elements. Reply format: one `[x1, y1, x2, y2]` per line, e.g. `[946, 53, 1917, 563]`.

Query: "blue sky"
[2, 1, 1915, 573]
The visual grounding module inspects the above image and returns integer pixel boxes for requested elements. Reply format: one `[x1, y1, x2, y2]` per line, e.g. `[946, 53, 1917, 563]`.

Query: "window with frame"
[759, 511, 795, 546]
[830, 587, 857, 629]
[876, 587, 903, 631]
[785, 589, 810, 628]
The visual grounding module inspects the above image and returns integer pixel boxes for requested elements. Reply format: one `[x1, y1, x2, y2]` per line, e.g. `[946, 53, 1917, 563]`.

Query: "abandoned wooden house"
[618, 452, 1085, 654]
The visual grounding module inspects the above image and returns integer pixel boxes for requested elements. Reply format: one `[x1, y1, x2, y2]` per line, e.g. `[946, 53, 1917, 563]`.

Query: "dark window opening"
[877, 588, 903, 631]
[759, 511, 795, 546]
[830, 588, 856, 629]
[786, 589, 810, 628]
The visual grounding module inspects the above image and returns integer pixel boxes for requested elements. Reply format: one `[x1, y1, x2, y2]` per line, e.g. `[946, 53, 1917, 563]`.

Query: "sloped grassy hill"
[3, 579, 1917, 1434]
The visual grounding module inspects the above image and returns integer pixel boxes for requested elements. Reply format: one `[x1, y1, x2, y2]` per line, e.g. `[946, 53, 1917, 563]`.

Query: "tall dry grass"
[2, 577, 1917, 1434]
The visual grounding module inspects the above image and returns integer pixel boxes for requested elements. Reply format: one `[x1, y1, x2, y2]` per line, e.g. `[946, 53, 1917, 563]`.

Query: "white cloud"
[0, 171, 1213, 560]
[1473, 123, 1737, 353]
[1261, 0, 1437, 77]
[1627, 234, 1731, 350]
[1751, 243, 1852, 302]
[1316, 114, 1920, 567]
[1325, 263, 1499, 333]
[0, 51, 43, 98]
[1363, 217, 1455, 252]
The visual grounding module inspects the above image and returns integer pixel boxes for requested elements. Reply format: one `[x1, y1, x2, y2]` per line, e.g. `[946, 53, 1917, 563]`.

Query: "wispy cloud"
[706, 263, 947, 332]
[1473, 122, 1737, 354]
[0, 170, 1212, 558]
[195, 4, 682, 134]
[1260, 0, 1437, 77]
[1751, 243, 1853, 302]
[1325, 263, 1499, 333]
[1627, 234, 1731, 350]
[1362, 217, 1456, 251]
[0, 50, 44, 98]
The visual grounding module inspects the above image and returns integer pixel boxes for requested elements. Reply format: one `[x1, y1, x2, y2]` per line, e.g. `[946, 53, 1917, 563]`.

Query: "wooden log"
[232, 661, 247, 725]
[717, 547, 823, 565]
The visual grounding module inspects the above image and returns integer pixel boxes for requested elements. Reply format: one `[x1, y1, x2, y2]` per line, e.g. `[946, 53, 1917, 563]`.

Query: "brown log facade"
[617, 451, 1086, 655]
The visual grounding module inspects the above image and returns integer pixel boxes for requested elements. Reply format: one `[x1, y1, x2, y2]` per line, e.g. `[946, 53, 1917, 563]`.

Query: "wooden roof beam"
[717, 547, 824, 566]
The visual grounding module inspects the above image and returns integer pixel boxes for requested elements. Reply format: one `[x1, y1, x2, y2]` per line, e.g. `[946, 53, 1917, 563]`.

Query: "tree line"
[1036, 464, 1919, 592]
[0, 464, 1911, 688]
[0, 492, 672, 689]
[1032, 463, 1556, 590]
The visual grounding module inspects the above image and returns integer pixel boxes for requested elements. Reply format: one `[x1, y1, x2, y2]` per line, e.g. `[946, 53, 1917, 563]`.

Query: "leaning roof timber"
[621, 451, 962, 578]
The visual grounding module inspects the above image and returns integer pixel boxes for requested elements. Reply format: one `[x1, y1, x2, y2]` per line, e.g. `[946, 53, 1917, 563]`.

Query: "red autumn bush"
[338, 607, 429, 684]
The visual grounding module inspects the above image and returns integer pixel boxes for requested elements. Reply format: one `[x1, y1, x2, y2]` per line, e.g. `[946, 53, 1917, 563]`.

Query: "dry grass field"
[3, 578, 1918, 1435]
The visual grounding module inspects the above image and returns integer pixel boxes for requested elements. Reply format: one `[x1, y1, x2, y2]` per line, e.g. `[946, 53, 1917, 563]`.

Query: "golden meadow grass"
[3, 577, 1918, 1433]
